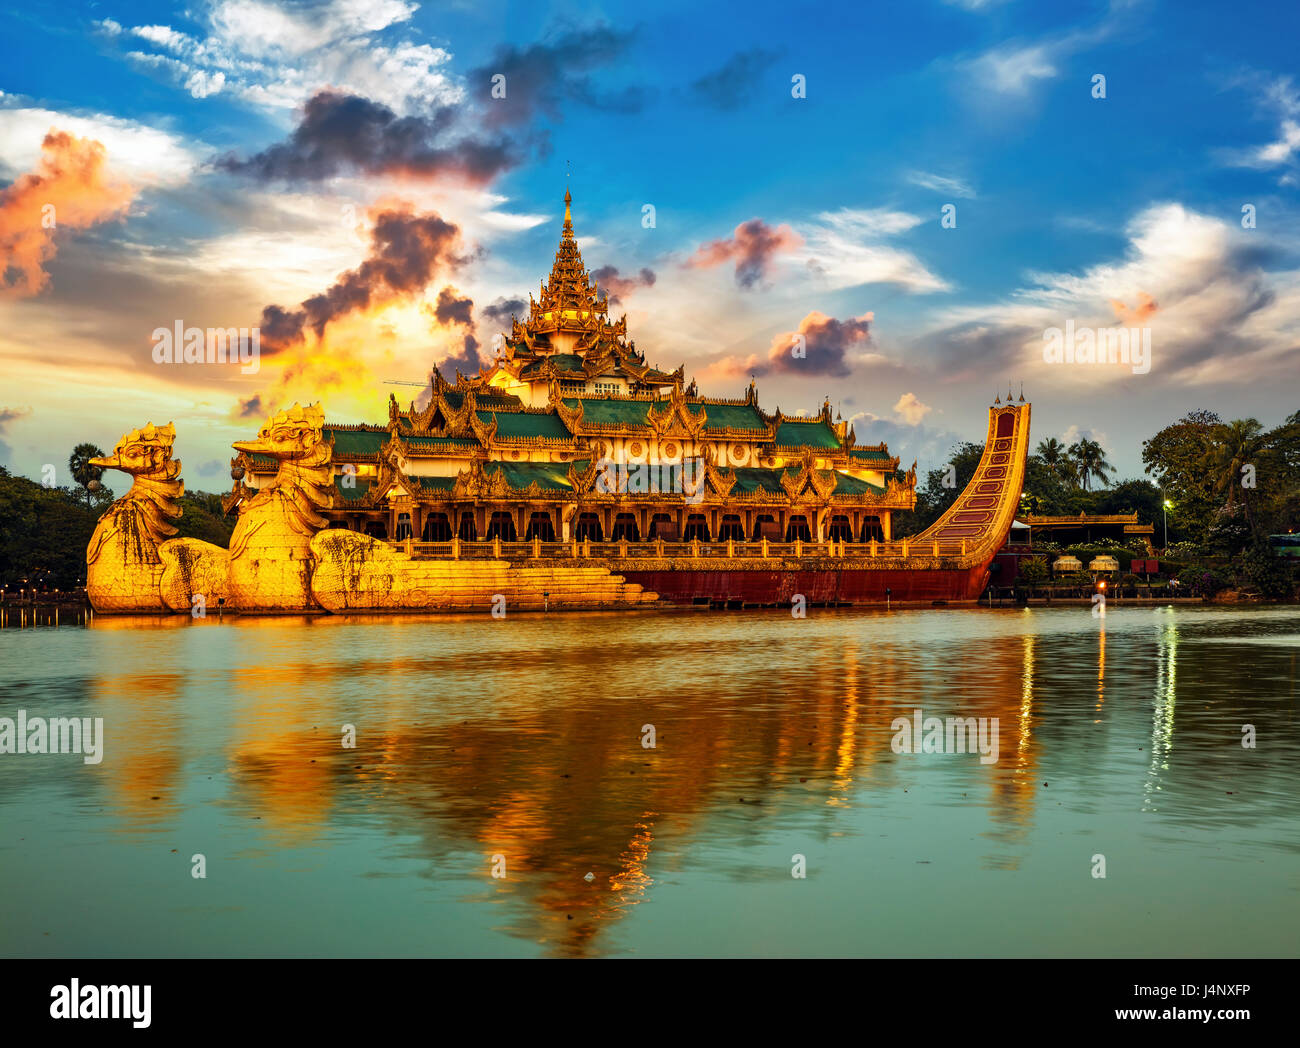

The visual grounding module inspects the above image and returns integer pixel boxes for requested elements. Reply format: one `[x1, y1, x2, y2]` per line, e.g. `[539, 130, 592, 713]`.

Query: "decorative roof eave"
[232, 449, 277, 474]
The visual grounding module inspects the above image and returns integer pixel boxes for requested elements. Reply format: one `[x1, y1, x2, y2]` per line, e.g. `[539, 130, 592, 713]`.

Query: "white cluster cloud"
[0, 106, 200, 184]
[1220, 75, 1300, 185]
[98, 0, 462, 114]
[920, 201, 1300, 386]
[796, 208, 950, 293]
[893, 392, 933, 425]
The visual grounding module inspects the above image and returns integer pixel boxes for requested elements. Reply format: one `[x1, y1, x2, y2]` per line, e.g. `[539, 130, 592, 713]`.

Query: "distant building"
[1024, 512, 1154, 551]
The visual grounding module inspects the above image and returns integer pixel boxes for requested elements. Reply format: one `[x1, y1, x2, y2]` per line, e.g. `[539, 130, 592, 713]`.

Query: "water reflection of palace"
[72, 613, 1069, 956]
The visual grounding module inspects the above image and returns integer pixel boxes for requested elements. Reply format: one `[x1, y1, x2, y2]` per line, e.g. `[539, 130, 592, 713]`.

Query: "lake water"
[1, 604, 1297, 958]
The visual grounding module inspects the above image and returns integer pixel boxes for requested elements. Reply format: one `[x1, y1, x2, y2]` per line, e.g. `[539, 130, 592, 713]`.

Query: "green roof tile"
[562, 397, 653, 426]
[324, 427, 388, 456]
[775, 420, 841, 449]
[687, 402, 767, 432]
[728, 467, 789, 494]
[483, 461, 574, 491]
[333, 475, 373, 502]
[478, 411, 572, 439]
[832, 471, 886, 495]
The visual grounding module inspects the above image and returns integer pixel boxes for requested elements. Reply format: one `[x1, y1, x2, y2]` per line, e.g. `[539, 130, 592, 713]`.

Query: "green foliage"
[0, 467, 106, 589]
[0, 459, 233, 590]
[1176, 563, 1233, 597]
[1017, 556, 1049, 591]
[175, 491, 235, 546]
[1238, 544, 1295, 599]
[1069, 436, 1113, 491]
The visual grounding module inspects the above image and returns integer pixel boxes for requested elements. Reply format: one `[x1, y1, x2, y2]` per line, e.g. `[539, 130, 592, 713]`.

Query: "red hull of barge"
[620, 563, 992, 606]
[620, 400, 1030, 607]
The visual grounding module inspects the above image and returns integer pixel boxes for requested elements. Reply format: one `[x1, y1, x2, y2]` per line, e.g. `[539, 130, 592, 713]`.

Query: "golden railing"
[383, 536, 974, 561]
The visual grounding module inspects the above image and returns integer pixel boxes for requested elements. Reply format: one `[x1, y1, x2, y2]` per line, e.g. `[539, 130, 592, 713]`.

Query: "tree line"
[0, 443, 234, 591]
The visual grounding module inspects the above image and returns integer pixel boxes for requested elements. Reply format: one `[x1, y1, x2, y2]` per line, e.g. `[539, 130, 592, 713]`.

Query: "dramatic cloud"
[689, 48, 781, 110]
[892, 392, 932, 425]
[684, 218, 802, 288]
[471, 25, 647, 128]
[481, 296, 525, 323]
[0, 108, 199, 185]
[257, 207, 466, 350]
[216, 90, 514, 184]
[430, 285, 474, 326]
[0, 406, 32, 465]
[1109, 292, 1158, 325]
[706, 311, 873, 379]
[590, 264, 655, 305]
[0, 130, 135, 297]
[918, 202, 1300, 385]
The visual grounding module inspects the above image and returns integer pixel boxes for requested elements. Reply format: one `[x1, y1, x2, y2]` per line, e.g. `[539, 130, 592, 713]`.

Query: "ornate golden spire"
[531, 188, 608, 334]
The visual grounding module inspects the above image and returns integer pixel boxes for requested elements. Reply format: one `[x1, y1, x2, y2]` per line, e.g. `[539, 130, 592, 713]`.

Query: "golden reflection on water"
[41, 606, 1296, 955]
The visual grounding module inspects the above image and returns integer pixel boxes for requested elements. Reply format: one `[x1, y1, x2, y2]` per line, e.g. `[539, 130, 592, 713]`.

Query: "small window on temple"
[525, 512, 556, 541]
[684, 514, 711, 542]
[486, 512, 518, 541]
[718, 515, 744, 542]
[574, 512, 603, 541]
[422, 513, 452, 541]
[828, 515, 853, 542]
[785, 515, 812, 543]
[611, 513, 640, 542]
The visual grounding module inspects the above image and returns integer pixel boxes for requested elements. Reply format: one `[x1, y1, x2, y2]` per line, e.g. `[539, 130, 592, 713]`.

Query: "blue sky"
[1, 0, 1298, 485]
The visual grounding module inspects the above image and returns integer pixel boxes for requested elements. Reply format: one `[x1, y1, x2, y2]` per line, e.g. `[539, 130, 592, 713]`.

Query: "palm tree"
[1201, 418, 1269, 536]
[68, 443, 106, 509]
[1036, 437, 1067, 474]
[1069, 437, 1113, 492]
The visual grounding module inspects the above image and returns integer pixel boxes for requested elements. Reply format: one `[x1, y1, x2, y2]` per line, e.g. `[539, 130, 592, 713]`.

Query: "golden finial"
[564, 186, 572, 225]
[994, 392, 1001, 405]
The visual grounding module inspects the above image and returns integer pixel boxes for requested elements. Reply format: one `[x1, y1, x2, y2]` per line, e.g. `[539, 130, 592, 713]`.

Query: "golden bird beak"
[88, 454, 120, 468]
[232, 437, 270, 453]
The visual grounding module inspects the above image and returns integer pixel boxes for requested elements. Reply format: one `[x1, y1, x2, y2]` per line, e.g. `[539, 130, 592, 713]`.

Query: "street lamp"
[1163, 499, 1173, 549]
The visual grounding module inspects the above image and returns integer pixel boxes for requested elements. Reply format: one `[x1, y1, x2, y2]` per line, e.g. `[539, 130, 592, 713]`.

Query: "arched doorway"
[524, 511, 556, 541]
[684, 514, 711, 542]
[611, 512, 640, 541]
[457, 512, 477, 542]
[574, 512, 603, 541]
[422, 512, 452, 541]
[827, 514, 853, 542]
[860, 515, 884, 542]
[785, 515, 811, 542]
[718, 514, 744, 541]
[486, 511, 517, 541]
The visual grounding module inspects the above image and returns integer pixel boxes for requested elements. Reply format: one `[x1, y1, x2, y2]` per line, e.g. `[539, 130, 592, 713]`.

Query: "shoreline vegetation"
[2, 406, 1296, 606]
